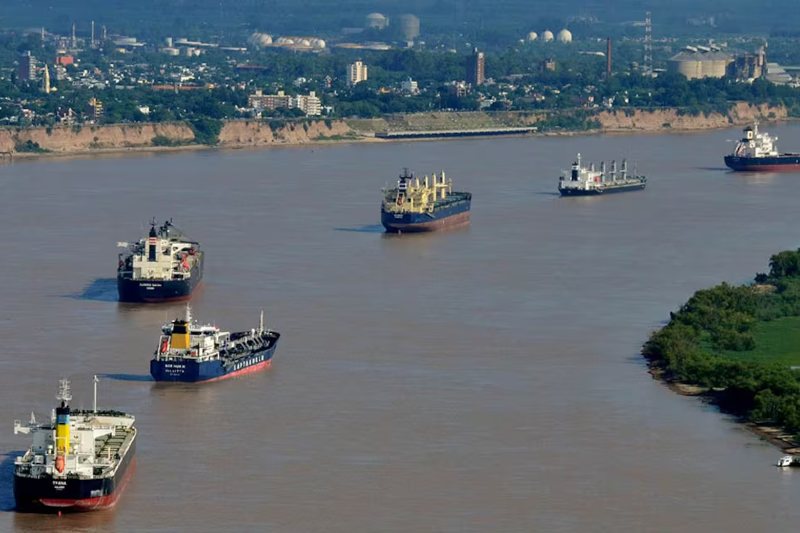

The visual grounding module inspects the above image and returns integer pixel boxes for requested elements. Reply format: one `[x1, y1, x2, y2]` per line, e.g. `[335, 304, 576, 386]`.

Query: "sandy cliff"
[218, 119, 354, 145]
[0, 104, 789, 157]
[596, 103, 786, 131]
[0, 119, 357, 155]
[0, 123, 195, 153]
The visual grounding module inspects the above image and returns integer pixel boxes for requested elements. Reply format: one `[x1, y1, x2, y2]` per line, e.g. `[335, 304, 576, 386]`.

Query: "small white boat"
[777, 455, 798, 467]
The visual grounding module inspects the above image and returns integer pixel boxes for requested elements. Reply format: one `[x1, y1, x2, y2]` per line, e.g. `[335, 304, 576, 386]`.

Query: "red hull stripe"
[38, 459, 135, 511]
[202, 359, 272, 383]
[730, 165, 800, 171]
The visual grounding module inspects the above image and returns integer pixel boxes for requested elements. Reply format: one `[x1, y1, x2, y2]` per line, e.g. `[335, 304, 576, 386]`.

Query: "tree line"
[643, 249, 800, 432]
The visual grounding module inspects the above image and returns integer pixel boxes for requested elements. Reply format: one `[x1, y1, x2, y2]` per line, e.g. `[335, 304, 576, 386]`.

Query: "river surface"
[2, 125, 800, 532]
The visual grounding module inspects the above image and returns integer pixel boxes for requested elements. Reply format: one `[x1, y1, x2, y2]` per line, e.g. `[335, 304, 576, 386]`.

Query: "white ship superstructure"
[151, 306, 281, 382]
[731, 123, 779, 158]
[558, 154, 646, 195]
[13, 379, 137, 511]
[119, 220, 200, 282]
[117, 219, 204, 302]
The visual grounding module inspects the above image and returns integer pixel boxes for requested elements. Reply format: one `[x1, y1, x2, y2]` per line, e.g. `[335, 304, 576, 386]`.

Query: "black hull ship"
[14, 379, 136, 512]
[558, 154, 646, 196]
[117, 220, 203, 303]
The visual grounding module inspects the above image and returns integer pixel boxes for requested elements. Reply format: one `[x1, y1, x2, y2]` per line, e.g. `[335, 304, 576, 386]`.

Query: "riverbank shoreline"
[1, 103, 793, 163]
[647, 364, 800, 455]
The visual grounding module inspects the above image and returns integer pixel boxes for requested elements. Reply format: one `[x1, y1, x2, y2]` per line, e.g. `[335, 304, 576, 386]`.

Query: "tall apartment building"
[87, 97, 104, 122]
[466, 48, 485, 86]
[347, 60, 368, 86]
[293, 92, 322, 116]
[17, 51, 37, 82]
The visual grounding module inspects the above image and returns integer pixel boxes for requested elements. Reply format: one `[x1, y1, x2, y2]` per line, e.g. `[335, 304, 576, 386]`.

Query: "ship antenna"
[56, 378, 72, 405]
[93, 374, 99, 413]
[259, 310, 264, 333]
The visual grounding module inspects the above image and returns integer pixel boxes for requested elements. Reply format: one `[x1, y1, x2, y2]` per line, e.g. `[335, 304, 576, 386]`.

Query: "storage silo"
[366, 13, 389, 30]
[668, 50, 732, 80]
[398, 14, 421, 41]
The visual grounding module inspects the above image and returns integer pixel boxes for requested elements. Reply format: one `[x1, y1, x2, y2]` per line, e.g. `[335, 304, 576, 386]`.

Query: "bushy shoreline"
[643, 250, 800, 441]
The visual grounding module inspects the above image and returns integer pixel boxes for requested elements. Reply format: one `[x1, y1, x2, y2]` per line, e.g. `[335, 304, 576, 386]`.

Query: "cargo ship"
[117, 219, 203, 303]
[150, 306, 280, 382]
[724, 123, 800, 171]
[13, 378, 136, 512]
[381, 169, 472, 233]
[558, 154, 646, 196]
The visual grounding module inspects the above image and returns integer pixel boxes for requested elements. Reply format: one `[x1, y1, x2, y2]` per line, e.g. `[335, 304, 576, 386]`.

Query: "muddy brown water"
[2, 125, 800, 532]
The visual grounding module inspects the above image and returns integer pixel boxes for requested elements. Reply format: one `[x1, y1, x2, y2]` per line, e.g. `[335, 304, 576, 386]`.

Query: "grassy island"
[644, 249, 800, 439]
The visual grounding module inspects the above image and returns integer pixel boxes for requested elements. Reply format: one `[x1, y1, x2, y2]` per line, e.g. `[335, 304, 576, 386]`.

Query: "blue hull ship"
[381, 169, 472, 233]
[725, 123, 800, 172]
[118, 265, 202, 303]
[150, 343, 277, 382]
[724, 154, 800, 171]
[150, 307, 280, 383]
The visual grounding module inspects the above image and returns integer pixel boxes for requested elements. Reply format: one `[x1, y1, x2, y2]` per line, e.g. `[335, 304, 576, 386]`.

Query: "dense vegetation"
[643, 250, 800, 433]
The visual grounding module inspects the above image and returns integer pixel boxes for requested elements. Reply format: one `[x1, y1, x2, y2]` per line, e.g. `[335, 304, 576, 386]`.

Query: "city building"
[347, 60, 368, 86]
[401, 77, 419, 95]
[466, 48, 485, 86]
[541, 58, 556, 72]
[729, 47, 767, 81]
[57, 107, 76, 125]
[248, 90, 321, 116]
[53, 64, 68, 81]
[293, 92, 322, 116]
[248, 89, 292, 111]
[447, 81, 469, 98]
[86, 97, 104, 122]
[17, 51, 37, 82]
[765, 63, 794, 85]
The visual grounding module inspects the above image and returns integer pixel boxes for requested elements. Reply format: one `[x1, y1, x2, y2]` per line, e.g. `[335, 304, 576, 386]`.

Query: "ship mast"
[57, 378, 72, 405]
[93, 374, 99, 413]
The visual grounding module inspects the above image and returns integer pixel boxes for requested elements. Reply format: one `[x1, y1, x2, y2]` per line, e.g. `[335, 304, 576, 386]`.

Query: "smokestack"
[71, 23, 76, 48]
[91, 20, 95, 48]
[606, 37, 612, 78]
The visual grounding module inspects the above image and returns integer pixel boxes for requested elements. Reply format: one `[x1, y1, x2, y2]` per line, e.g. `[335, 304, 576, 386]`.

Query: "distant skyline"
[1, 0, 799, 39]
